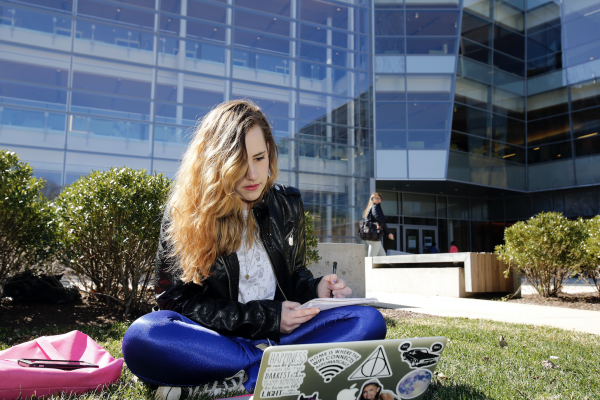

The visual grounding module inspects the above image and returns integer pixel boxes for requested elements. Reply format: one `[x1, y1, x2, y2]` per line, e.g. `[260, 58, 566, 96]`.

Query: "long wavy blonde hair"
[362, 192, 382, 218]
[165, 100, 279, 285]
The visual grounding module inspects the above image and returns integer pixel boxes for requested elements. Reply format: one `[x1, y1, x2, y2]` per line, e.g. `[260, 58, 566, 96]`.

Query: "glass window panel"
[574, 134, 600, 157]
[65, 151, 148, 184]
[233, 0, 291, 17]
[375, 38, 405, 55]
[527, 87, 568, 121]
[407, 38, 457, 55]
[380, 192, 399, 215]
[233, 49, 293, 81]
[154, 123, 193, 160]
[187, 20, 226, 42]
[408, 102, 451, 129]
[0, 59, 69, 87]
[451, 103, 490, 137]
[75, 20, 155, 56]
[527, 26, 561, 60]
[571, 78, 600, 111]
[491, 140, 525, 163]
[14, 0, 73, 11]
[405, 11, 459, 36]
[77, 0, 154, 29]
[300, 24, 352, 48]
[72, 71, 151, 98]
[0, 81, 67, 110]
[408, 130, 448, 149]
[527, 69, 566, 96]
[183, 86, 224, 107]
[464, 0, 492, 19]
[188, 0, 227, 23]
[300, 43, 351, 68]
[564, 190, 597, 217]
[527, 114, 571, 146]
[0, 5, 73, 43]
[406, 0, 459, 7]
[300, 0, 350, 31]
[450, 131, 490, 156]
[71, 91, 151, 121]
[461, 12, 492, 47]
[571, 106, 600, 139]
[376, 75, 405, 101]
[494, 1, 524, 32]
[376, 102, 406, 129]
[493, 25, 524, 60]
[437, 196, 447, 218]
[575, 153, 600, 185]
[159, 15, 180, 35]
[0, 107, 66, 149]
[491, 158, 526, 191]
[528, 141, 573, 163]
[492, 88, 524, 120]
[504, 196, 532, 220]
[531, 193, 553, 215]
[470, 198, 489, 221]
[447, 196, 470, 220]
[454, 77, 490, 110]
[563, 11, 600, 49]
[185, 40, 226, 69]
[526, 0, 561, 34]
[67, 115, 150, 156]
[493, 69, 525, 95]
[231, 82, 291, 118]
[457, 56, 493, 84]
[460, 39, 492, 65]
[565, 40, 600, 68]
[563, 0, 600, 22]
[529, 159, 576, 190]
[493, 52, 524, 77]
[376, 130, 407, 149]
[527, 52, 562, 78]
[447, 150, 490, 185]
[154, 102, 201, 126]
[406, 75, 452, 101]
[234, 9, 290, 36]
[491, 114, 525, 145]
[375, 10, 404, 36]
[234, 29, 290, 55]
[403, 193, 436, 217]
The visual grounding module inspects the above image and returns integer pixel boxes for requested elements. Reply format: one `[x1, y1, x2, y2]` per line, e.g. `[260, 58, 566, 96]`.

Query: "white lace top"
[237, 212, 277, 304]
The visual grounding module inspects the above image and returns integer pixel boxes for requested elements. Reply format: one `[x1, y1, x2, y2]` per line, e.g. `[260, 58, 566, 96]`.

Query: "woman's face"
[362, 384, 379, 400]
[235, 124, 270, 209]
[372, 195, 382, 204]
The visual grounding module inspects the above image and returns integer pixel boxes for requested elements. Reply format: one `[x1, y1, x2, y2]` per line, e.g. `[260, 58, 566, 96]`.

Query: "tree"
[304, 211, 321, 266]
[52, 167, 171, 315]
[0, 150, 55, 285]
[582, 216, 600, 296]
[495, 212, 584, 297]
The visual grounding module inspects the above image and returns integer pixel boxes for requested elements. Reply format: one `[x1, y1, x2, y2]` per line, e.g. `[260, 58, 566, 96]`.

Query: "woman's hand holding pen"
[318, 274, 352, 299]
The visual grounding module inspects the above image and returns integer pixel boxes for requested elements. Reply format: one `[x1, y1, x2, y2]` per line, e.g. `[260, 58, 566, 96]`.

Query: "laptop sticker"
[260, 350, 308, 398]
[337, 383, 359, 400]
[308, 348, 361, 383]
[396, 369, 432, 399]
[398, 342, 442, 370]
[348, 345, 393, 380]
[298, 392, 319, 400]
[358, 379, 400, 400]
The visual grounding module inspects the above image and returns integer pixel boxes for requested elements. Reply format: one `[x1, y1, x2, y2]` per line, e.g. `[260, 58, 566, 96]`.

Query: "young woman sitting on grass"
[122, 100, 387, 400]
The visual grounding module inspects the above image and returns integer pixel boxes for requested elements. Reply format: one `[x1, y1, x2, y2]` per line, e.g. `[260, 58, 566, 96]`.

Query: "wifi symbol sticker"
[308, 348, 362, 383]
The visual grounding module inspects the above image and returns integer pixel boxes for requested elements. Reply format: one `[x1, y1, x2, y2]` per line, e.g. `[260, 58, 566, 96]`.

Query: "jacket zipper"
[253, 209, 288, 302]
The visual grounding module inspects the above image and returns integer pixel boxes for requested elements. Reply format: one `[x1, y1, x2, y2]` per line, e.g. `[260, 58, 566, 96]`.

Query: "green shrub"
[304, 211, 321, 266]
[52, 167, 171, 315]
[0, 150, 55, 285]
[495, 211, 585, 297]
[582, 215, 600, 295]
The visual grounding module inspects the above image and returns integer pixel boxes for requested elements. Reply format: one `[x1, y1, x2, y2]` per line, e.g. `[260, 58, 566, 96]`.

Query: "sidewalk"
[368, 291, 600, 336]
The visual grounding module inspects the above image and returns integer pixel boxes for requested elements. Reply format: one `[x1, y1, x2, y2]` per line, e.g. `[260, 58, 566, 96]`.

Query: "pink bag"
[0, 330, 123, 400]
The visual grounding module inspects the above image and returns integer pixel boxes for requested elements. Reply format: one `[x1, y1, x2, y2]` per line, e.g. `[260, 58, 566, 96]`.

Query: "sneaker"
[154, 370, 249, 400]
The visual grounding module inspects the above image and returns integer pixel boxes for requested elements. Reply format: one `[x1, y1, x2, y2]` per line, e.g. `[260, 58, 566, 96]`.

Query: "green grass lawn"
[1, 315, 599, 400]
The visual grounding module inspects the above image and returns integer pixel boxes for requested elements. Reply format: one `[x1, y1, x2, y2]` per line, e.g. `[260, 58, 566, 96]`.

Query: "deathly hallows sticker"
[348, 345, 393, 380]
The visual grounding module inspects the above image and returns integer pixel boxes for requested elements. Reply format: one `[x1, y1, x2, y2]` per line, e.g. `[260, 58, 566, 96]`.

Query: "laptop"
[249, 336, 447, 400]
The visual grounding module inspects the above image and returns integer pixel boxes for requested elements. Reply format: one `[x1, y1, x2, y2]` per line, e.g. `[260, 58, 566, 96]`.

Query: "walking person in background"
[362, 192, 393, 257]
[449, 241, 458, 253]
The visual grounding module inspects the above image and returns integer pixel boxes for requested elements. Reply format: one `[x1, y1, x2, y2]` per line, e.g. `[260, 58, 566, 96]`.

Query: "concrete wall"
[306, 243, 366, 298]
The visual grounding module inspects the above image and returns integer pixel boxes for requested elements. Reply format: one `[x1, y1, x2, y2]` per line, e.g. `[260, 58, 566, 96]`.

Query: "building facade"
[1, 0, 599, 250]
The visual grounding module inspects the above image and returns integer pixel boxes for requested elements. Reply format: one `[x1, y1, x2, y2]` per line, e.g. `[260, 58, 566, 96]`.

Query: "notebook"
[294, 298, 379, 311]
[245, 336, 447, 400]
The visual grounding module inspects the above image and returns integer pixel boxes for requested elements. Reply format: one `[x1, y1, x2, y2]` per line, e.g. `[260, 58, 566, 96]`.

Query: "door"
[404, 225, 438, 254]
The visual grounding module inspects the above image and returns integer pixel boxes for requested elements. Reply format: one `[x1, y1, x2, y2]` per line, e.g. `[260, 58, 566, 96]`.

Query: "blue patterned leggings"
[122, 305, 387, 389]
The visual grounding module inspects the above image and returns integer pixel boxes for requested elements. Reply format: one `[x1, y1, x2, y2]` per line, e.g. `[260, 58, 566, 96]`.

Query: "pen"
[330, 261, 337, 298]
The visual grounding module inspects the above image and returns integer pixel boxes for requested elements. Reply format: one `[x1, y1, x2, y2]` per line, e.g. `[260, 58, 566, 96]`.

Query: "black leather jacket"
[154, 184, 322, 342]
[367, 204, 391, 236]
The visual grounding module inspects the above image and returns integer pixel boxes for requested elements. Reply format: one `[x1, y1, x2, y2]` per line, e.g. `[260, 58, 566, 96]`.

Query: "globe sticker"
[308, 348, 361, 383]
[348, 345, 392, 380]
[396, 369, 432, 399]
[430, 342, 444, 353]
[399, 342, 412, 352]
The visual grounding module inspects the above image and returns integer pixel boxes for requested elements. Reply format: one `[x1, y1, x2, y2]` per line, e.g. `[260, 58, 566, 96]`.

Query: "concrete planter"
[306, 243, 366, 298]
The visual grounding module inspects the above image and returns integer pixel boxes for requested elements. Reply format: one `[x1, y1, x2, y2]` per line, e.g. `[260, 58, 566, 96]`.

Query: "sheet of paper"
[294, 297, 379, 311]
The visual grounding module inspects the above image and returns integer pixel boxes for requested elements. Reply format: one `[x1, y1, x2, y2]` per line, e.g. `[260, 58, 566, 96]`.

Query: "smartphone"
[18, 359, 99, 370]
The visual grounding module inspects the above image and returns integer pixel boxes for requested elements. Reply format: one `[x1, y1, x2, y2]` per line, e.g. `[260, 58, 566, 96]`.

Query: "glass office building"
[1, 0, 600, 250]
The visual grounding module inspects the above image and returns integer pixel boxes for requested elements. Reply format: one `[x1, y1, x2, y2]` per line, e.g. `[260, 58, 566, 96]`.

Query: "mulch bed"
[506, 292, 600, 312]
